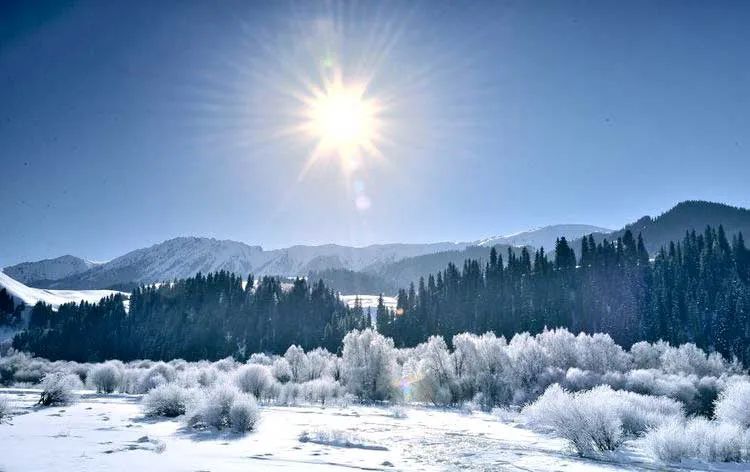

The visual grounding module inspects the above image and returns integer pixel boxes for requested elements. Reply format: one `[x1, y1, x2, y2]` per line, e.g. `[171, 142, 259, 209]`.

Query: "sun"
[303, 75, 381, 168]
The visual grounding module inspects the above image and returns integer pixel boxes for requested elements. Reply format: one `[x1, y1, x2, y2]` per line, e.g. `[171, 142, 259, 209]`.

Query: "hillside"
[476, 224, 612, 252]
[0, 271, 125, 311]
[578, 201, 750, 255]
[3, 255, 101, 286]
[23, 237, 469, 290]
[372, 244, 525, 289]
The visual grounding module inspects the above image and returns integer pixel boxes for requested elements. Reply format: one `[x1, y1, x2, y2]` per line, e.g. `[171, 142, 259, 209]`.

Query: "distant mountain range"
[4, 200, 749, 293]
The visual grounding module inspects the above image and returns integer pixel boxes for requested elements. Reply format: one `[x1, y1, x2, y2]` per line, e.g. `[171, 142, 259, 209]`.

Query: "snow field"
[3, 327, 750, 468]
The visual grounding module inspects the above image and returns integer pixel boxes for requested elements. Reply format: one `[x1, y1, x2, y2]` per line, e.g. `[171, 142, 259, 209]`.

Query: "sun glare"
[304, 75, 381, 168]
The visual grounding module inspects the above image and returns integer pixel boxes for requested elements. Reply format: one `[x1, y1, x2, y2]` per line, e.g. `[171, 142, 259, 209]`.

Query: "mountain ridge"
[7, 200, 749, 291]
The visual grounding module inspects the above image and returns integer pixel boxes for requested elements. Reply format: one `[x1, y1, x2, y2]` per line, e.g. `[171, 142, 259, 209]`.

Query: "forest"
[8, 225, 750, 364]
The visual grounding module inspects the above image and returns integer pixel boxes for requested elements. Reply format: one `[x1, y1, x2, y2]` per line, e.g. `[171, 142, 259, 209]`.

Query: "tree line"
[377, 225, 750, 364]
[10, 225, 750, 364]
[13, 272, 369, 361]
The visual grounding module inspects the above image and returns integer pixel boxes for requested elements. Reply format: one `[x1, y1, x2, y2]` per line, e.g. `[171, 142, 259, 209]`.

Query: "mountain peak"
[477, 224, 613, 250]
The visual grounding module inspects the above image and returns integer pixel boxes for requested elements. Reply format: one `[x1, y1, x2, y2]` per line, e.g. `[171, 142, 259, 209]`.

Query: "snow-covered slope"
[3, 255, 101, 285]
[30, 237, 469, 289]
[476, 224, 613, 251]
[8, 225, 613, 290]
[0, 271, 124, 310]
[339, 294, 398, 311]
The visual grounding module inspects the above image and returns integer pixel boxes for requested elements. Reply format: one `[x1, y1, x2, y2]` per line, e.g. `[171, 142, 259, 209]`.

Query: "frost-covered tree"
[341, 329, 398, 401]
[88, 362, 123, 393]
[235, 364, 273, 399]
[284, 345, 310, 383]
[413, 336, 456, 405]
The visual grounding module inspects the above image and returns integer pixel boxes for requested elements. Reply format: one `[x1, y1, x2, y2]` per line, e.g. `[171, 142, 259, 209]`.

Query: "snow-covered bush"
[196, 367, 220, 387]
[228, 395, 260, 432]
[574, 333, 631, 373]
[643, 417, 749, 463]
[88, 362, 123, 393]
[38, 372, 81, 406]
[472, 333, 511, 408]
[187, 383, 260, 432]
[506, 332, 549, 397]
[536, 328, 579, 369]
[271, 358, 293, 384]
[524, 383, 685, 456]
[613, 390, 683, 435]
[235, 364, 273, 399]
[284, 345, 310, 382]
[298, 376, 346, 405]
[299, 429, 387, 450]
[413, 336, 456, 406]
[248, 353, 272, 366]
[561, 368, 602, 391]
[523, 384, 623, 456]
[714, 380, 750, 427]
[143, 383, 198, 417]
[341, 329, 399, 401]
[66, 362, 91, 384]
[389, 404, 407, 419]
[212, 357, 238, 372]
[278, 382, 300, 405]
[630, 341, 668, 370]
[0, 351, 51, 385]
[137, 362, 177, 393]
[660, 343, 728, 377]
[307, 348, 335, 380]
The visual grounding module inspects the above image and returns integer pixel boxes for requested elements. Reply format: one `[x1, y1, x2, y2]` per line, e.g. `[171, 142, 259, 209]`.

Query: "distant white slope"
[28, 237, 469, 289]
[3, 255, 101, 285]
[340, 294, 397, 311]
[476, 224, 612, 251]
[0, 271, 125, 310]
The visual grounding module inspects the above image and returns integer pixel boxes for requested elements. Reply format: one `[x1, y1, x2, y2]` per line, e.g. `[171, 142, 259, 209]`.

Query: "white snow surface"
[3, 388, 737, 472]
[340, 294, 398, 311]
[0, 272, 125, 310]
[477, 224, 613, 251]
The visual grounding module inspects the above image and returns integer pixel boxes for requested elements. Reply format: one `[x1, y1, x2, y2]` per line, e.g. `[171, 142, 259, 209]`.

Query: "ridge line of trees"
[377, 225, 750, 363]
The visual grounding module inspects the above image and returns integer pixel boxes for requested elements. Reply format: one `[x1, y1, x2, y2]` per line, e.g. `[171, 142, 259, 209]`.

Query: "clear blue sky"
[1, 0, 749, 266]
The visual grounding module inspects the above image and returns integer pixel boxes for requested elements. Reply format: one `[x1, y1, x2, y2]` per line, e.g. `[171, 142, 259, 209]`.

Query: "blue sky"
[1, 0, 749, 266]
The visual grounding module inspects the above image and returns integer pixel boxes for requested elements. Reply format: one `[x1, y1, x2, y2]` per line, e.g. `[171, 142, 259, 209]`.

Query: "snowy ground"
[2, 388, 742, 472]
[0, 272, 127, 310]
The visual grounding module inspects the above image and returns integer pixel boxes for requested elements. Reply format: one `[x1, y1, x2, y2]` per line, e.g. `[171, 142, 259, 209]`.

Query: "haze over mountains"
[4, 201, 750, 293]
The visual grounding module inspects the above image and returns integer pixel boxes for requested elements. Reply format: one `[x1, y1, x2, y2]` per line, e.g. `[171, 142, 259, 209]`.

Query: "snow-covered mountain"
[22, 237, 469, 289]
[5, 224, 615, 290]
[3, 255, 101, 286]
[476, 224, 613, 251]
